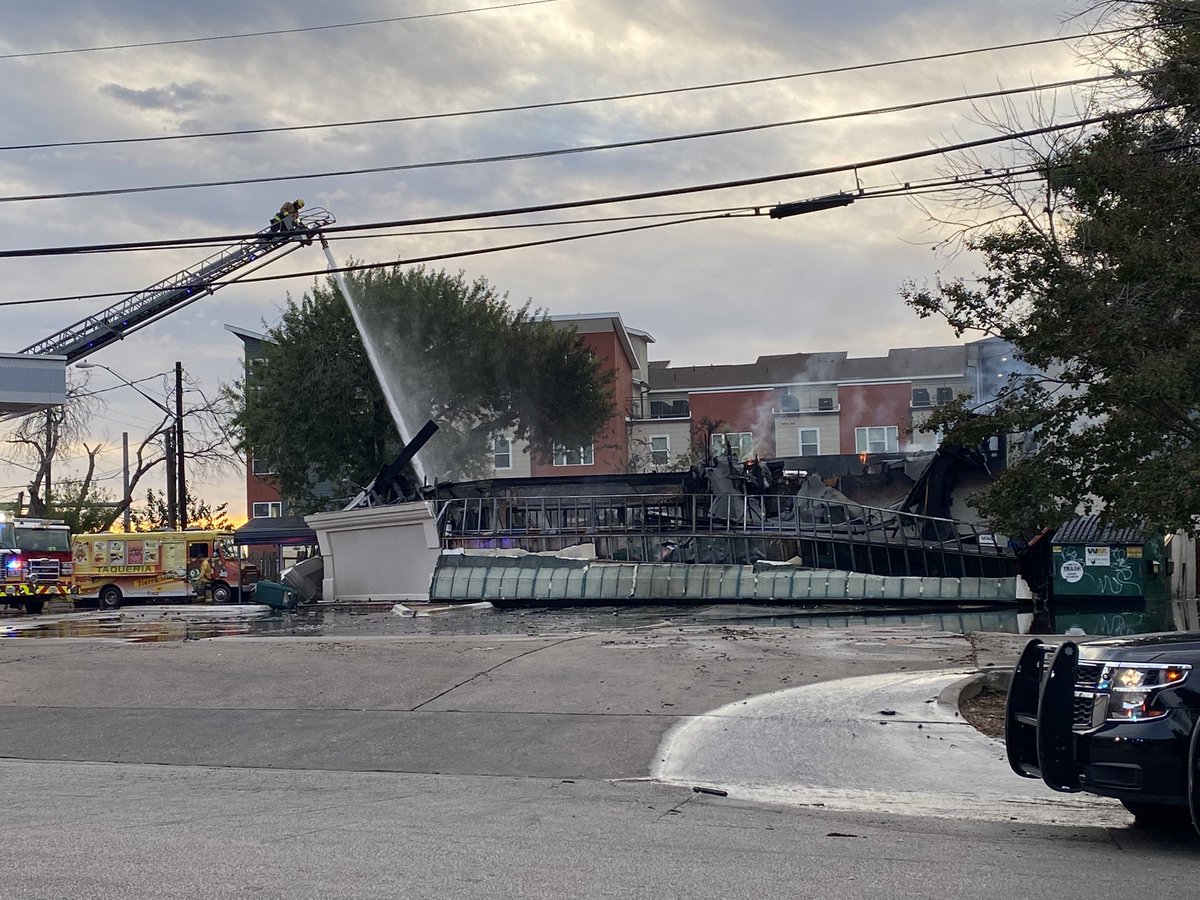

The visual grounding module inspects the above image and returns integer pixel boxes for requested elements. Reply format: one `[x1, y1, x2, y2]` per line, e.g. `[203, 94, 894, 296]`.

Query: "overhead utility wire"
[0, 106, 1169, 306]
[75, 372, 173, 398]
[0, 73, 1151, 206]
[53, 208, 759, 256]
[0, 27, 1163, 153]
[0, 0, 563, 60]
[0, 213, 749, 307]
[0, 103, 1170, 268]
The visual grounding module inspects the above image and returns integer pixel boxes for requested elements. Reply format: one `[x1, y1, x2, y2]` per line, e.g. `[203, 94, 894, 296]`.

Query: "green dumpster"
[254, 580, 297, 610]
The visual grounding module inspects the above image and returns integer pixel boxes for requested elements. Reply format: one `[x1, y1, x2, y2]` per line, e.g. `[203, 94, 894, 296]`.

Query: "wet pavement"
[0, 600, 1027, 642]
[2, 607, 1196, 898]
[653, 667, 1127, 827]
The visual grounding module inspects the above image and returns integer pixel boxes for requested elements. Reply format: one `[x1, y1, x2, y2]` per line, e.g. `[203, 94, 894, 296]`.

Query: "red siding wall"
[530, 331, 631, 477]
[687, 389, 775, 458]
[836, 383, 912, 453]
[246, 453, 282, 517]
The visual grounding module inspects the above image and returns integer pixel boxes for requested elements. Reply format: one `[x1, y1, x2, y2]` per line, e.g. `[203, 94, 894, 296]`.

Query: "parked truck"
[1, 515, 77, 615]
[70, 530, 257, 609]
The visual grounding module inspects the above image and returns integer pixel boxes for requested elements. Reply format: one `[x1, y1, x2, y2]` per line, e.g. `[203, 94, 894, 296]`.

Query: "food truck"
[71, 530, 257, 609]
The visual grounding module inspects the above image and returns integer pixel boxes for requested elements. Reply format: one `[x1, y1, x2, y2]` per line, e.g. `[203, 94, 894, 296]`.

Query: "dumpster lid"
[1052, 515, 1146, 546]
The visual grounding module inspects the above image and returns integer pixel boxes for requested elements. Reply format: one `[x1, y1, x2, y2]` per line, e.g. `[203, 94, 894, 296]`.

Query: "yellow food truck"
[71, 530, 257, 609]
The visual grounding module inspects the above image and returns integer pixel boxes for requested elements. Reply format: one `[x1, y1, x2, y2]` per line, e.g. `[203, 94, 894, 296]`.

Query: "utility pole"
[165, 431, 177, 530]
[44, 412, 53, 514]
[175, 362, 187, 530]
[122, 432, 131, 532]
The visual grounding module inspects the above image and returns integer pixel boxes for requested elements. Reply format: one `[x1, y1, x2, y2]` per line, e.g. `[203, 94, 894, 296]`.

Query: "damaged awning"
[234, 516, 318, 547]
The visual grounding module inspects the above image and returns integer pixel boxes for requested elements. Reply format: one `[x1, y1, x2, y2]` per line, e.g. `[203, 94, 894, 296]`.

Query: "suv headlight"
[1099, 663, 1190, 722]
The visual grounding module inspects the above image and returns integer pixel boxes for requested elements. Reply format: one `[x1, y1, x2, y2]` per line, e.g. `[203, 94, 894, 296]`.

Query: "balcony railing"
[631, 399, 691, 419]
[435, 492, 1014, 579]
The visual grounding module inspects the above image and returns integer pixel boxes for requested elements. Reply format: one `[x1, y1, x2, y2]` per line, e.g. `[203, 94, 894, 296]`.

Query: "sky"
[0, 0, 1115, 521]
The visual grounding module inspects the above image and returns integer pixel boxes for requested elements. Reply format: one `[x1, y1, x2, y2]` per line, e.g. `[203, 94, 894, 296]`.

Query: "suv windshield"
[15, 526, 70, 553]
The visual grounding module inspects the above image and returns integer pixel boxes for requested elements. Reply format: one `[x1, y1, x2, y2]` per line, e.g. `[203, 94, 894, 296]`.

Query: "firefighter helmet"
[295, 198, 305, 209]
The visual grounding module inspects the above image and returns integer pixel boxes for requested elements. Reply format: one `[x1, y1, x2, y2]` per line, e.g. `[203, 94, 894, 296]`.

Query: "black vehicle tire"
[24, 599, 45, 615]
[211, 582, 233, 605]
[98, 586, 123, 610]
[1120, 799, 1192, 827]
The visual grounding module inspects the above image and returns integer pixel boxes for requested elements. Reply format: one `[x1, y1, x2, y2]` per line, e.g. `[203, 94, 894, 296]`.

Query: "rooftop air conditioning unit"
[817, 397, 834, 411]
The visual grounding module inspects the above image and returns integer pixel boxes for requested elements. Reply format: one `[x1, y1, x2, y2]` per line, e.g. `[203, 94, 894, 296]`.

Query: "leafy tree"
[129, 489, 231, 532]
[902, 1, 1200, 535]
[229, 265, 614, 513]
[50, 480, 119, 534]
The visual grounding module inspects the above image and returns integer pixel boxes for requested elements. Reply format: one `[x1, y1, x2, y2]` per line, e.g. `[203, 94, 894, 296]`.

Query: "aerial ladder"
[19, 208, 336, 363]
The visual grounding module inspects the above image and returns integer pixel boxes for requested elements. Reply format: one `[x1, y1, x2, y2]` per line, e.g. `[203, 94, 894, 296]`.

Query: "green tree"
[129, 489, 231, 532]
[902, 1, 1200, 535]
[229, 265, 614, 513]
[50, 480, 118, 534]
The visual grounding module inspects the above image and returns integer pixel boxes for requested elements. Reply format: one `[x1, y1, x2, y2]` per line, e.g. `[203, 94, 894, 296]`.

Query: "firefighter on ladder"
[270, 199, 311, 244]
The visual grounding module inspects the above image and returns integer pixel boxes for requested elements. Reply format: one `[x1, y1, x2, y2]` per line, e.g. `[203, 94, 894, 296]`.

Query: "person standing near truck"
[194, 555, 214, 602]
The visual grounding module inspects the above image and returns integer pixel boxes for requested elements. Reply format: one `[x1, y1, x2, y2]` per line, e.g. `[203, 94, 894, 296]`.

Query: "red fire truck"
[1, 515, 76, 615]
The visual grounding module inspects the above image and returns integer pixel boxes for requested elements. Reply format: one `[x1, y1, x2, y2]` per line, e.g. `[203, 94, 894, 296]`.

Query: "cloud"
[99, 80, 229, 113]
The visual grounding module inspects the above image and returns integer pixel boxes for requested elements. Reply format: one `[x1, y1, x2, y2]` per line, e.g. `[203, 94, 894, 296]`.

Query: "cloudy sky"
[0, 0, 1112, 518]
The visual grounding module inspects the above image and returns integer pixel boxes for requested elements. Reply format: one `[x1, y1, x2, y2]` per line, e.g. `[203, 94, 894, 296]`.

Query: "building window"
[251, 455, 275, 476]
[798, 427, 820, 456]
[936, 386, 955, 405]
[553, 445, 594, 466]
[710, 432, 754, 460]
[493, 436, 512, 470]
[912, 388, 931, 407]
[252, 501, 282, 518]
[649, 435, 670, 466]
[855, 426, 899, 454]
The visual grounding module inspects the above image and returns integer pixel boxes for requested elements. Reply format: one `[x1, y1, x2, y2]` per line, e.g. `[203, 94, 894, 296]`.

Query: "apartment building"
[229, 315, 1015, 520]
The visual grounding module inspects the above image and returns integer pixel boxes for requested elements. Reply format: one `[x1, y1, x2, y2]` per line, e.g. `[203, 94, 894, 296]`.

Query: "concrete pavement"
[0, 617, 1196, 898]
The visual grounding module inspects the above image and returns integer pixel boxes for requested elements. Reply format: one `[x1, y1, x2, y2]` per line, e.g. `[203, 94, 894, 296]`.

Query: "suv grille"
[1076, 663, 1104, 688]
[1073, 694, 1096, 728]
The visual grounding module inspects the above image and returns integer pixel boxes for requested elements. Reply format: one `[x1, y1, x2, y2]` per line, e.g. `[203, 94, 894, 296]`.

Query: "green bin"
[254, 580, 297, 610]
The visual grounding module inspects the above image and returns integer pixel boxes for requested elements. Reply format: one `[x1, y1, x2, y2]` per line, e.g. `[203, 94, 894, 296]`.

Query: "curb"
[937, 666, 1014, 714]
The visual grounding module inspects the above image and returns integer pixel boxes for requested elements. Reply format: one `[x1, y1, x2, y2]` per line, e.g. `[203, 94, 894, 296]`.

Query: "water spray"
[320, 236, 431, 487]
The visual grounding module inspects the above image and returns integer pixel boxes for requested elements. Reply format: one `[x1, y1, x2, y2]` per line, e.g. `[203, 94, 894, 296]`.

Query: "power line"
[0, 0, 564, 60]
[1, 213, 751, 307]
[0, 72, 1148, 205]
[0, 102, 1168, 272]
[75, 372, 173, 398]
[0, 104, 1170, 309]
[18, 208, 761, 257]
[0, 26, 1159, 153]
[0, 207, 762, 258]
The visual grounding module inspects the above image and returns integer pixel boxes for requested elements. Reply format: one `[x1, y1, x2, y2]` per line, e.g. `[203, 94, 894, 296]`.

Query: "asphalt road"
[0, 612, 1196, 898]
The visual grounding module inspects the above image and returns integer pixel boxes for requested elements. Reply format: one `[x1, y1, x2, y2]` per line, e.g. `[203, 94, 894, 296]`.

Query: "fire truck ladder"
[20, 208, 336, 363]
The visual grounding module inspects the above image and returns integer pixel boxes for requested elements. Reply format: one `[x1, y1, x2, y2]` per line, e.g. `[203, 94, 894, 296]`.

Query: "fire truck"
[0, 515, 76, 615]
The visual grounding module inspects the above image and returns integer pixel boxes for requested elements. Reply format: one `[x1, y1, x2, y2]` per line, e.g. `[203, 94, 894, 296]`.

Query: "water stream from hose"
[322, 244, 429, 487]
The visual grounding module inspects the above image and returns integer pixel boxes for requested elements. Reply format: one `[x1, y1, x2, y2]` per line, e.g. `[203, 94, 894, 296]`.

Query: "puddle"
[0, 606, 283, 642]
[0, 602, 1036, 642]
